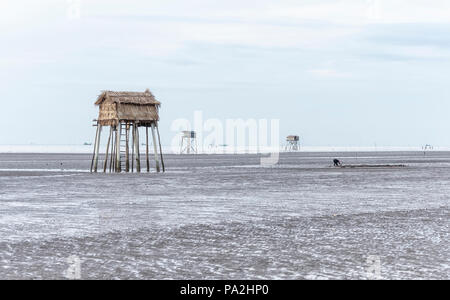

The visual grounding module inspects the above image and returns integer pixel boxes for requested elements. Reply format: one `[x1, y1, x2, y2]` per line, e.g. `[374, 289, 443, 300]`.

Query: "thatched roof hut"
[286, 135, 300, 141]
[182, 131, 196, 138]
[95, 89, 160, 126]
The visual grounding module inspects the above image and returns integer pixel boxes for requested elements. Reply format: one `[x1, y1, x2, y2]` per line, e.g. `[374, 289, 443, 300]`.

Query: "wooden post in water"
[135, 125, 141, 172]
[125, 123, 130, 172]
[187, 134, 191, 154]
[151, 122, 160, 172]
[115, 123, 121, 172]
[156, 123, 165, 172]
[146, 126, 150, 172]
[93, 125, 102, 172]
[110, 126, 115, 173]
[103, 126, 112, 173]
[131, 123, 135, 172]
[90, 123, 100, 173]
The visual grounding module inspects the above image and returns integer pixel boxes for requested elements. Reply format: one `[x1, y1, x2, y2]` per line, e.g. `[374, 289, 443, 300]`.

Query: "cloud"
[0, 0, 62, 29]
[82, 0, 450, 25]
[363, 24, 450, 48]
[2, 1, 450, 71]
[355, 23, 450, 62]
[265, 0, 450, 25]
[308, 69, 351, 78]
[375, 45, 450, 61]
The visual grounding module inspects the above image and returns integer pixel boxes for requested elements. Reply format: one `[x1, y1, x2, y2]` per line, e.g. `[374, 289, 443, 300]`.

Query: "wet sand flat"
[0, 152, 449, 279]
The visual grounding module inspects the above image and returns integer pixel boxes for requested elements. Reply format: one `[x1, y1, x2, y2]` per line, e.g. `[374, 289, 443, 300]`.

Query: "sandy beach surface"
[0, 151, 448, 279]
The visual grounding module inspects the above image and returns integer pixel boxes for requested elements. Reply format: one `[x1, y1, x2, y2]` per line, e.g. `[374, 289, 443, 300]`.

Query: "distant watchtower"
[180, 131, 198, 154]
[285, 135, 300, 151]
[90, 89, 165, 173]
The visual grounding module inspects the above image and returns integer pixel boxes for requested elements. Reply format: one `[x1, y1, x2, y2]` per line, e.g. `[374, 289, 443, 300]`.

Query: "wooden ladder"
[118, 123, 128, 172]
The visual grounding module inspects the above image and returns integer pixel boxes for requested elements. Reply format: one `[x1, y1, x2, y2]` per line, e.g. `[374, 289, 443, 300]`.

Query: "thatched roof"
[287, 135, 300, 141]
[95, 89, 160, 106]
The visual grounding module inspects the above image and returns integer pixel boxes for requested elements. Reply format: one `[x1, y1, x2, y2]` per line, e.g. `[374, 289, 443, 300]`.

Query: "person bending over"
[333, 159, 342, 167]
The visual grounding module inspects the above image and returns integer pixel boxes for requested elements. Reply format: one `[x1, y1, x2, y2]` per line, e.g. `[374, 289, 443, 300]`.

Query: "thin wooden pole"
[180, 135, 184, 154]
[146, 126, 150, 172]
[116, 123, 121, 172]
[151, 122, 160, 172]
[187, 135, 191, 154]
[93, 125, 102, 172]
[135, 125, 141, 173]
[125, 123, 130, 172]
[156, 123, 165, 172]
[131, 123, 135, 172]
[110, 126, 115, 173]
[195, 136, 198, 154]
[90, 123, 100, 173]
[103, 126, 112, 173]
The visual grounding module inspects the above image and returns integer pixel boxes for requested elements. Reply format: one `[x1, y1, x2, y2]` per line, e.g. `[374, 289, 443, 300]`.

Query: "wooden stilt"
[116, 123, 121, 172]
[90, 123, 100, 173]
[110, 126, 115, 173]
[151, 122, 160, 172]
[135, 125, 141, 172]
[146, 126, 150, 172]
[180, 136, 183, 154]
[103, 126, 112, 173]
[195, 137, 198, 154]
[93, 125, 102, 172]
[91, 119, 163, 174]
[125, 123, 130, 172]
[131, 123, 135, 172]
[187, 135, 191, 154]
[156, 123, 165, 172]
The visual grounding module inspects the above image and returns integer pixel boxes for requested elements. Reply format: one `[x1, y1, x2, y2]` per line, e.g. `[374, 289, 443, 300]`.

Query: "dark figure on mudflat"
[333, 159, 342, 167]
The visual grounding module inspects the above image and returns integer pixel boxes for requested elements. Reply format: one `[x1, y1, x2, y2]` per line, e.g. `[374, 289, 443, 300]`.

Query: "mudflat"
[0, 152, 448, 279]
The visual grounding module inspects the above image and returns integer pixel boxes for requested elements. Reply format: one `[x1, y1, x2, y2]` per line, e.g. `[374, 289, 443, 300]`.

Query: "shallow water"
[0, 152, 448, 279]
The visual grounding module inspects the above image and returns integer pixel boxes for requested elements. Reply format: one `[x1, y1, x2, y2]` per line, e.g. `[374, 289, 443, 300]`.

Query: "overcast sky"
[1, 0, 450, 147]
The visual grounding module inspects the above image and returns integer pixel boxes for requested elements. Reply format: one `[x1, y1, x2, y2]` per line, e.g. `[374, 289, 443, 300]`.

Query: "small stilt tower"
[180, 131, 198, 154]
[90, 89, 165, 173]
[285, 135, 300, 152]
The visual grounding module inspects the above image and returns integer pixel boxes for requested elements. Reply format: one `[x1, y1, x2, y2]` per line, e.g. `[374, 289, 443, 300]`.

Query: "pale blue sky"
[1, 0, 450, 147]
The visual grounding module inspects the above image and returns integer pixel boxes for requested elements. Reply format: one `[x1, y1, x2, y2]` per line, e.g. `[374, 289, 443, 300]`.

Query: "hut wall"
[98, 102, 118, 126]
[117, 104, 159, 122]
